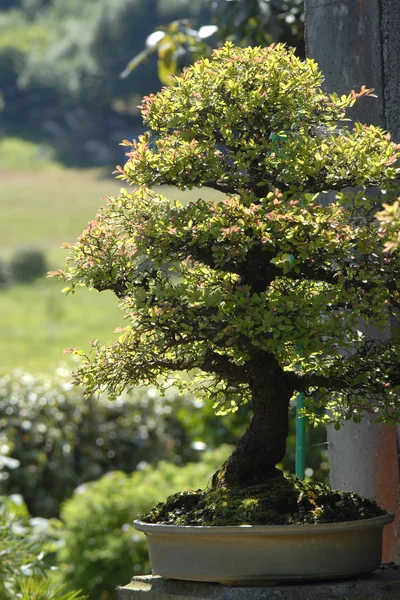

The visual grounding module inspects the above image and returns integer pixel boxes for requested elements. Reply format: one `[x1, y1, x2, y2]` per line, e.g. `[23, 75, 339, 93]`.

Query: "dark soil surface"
[141, 473, 386, 526]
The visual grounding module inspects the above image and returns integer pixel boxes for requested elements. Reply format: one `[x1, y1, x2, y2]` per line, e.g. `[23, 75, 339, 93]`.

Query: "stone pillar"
[304, 0, 400, 134]
[304, 0, 400, 563]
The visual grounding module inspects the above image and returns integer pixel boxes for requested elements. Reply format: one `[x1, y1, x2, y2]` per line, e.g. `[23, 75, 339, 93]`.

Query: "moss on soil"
[141, 473, 386, 526]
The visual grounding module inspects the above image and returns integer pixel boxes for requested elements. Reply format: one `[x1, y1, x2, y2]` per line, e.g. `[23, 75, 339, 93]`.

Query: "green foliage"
[58, 44, 400, 426]
[0, 495, 86, 600]
[56, 448, 231, 600]
[0, 369, 247, 518]
[0, 8, 53, 137]
[14, 579, 87, 600]
[9, 248, 48, 284]
[377, 199, 400, 252]
[0, 8, 49, 81]
[21, 0, 154, 105]
[0, 495, 45, 598]
[0, 1, 305, 167]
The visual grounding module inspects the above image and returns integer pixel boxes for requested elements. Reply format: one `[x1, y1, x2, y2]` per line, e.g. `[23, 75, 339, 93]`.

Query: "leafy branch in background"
[211, 0, 304, 50]
[121, 0, 304, 84]
[120, 19, 217, 85]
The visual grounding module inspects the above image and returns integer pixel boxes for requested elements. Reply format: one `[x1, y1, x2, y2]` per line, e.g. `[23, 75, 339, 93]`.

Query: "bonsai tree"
[54, 44, 400, 516]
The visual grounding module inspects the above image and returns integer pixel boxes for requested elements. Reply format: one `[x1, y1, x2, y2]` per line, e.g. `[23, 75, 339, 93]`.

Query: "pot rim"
[134, 512, 394, 535]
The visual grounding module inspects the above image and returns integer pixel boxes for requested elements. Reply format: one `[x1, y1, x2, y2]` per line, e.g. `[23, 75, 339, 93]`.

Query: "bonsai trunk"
[212, 368, 293, 489]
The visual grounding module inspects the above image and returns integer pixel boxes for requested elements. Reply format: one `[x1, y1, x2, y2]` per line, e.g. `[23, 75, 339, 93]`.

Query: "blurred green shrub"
[57, 447, 231, 600]
[0, 494, 86, 600]
[9, 248, 48, 284]
[0, 369, 328, 523]
[0, 369, 248, 518]
[0, 259, 11, 289]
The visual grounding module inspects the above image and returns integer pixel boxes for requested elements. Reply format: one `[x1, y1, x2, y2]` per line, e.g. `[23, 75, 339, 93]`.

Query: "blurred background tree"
[0, 0, 304, 166]
[0, 0, 208, 164]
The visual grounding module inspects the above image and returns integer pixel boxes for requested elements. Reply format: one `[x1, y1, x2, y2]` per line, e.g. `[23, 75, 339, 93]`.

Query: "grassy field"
[0, 282, 123, 371]
[0, 138, 221, 371]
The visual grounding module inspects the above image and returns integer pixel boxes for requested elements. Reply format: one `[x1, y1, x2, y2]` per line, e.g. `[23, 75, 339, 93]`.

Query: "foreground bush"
[0, 369, 247, 518]
[56, 448, 231, 600]
[0, 495, 86, 600]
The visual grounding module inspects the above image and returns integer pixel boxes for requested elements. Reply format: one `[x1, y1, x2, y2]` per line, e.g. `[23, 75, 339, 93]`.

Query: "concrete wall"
[304, 0, 400, 563]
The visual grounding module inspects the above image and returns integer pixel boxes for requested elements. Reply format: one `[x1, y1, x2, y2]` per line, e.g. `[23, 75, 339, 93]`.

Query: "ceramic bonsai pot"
[134, 513, 394, 584]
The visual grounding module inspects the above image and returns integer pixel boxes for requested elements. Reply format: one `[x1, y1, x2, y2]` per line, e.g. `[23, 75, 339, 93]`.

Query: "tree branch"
[202, 181, 237, 195]
[290, 339, 400, 394]
[202, 350, 248, 383]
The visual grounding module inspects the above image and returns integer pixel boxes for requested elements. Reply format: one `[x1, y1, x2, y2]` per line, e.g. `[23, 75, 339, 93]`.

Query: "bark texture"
[212, 356, 294, 489]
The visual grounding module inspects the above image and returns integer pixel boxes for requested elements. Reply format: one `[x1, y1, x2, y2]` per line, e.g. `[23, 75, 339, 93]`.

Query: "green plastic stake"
[296, 392, 306, 479]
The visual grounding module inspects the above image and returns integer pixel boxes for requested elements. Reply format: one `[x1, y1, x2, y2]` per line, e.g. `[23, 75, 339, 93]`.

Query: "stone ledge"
[118, 566, 400, 600]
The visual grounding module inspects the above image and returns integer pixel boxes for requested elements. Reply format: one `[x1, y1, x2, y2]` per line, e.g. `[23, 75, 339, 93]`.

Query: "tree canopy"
[55, 44, 400, 429]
